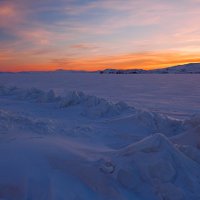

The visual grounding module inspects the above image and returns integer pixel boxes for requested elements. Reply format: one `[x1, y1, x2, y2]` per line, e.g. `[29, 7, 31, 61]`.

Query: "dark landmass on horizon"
[1, 62, 200, 74]
[99, 63, 200, 74]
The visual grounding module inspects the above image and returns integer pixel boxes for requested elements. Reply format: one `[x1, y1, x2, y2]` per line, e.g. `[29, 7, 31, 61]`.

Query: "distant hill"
[99, 69, 146, 74]
[99, 63, 200, 74]
[1, 63, 200, 74]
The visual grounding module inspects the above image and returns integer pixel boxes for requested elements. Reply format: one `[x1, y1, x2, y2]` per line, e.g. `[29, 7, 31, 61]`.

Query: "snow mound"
[60, 91, 132, 118]
[119, 133, 176, 154]
[0, 85, 58, 103]
[184, 113, 200, 128]
[0, 85, 132, 118]
[171, 114, 200, 148]
[177, 145, 200, 165]
[111, 133, 200, 199]
[104, 110, 185, 141]
[133, 110, 184, 136]
[17, 88, 58, 103]
[0, 109, 56, 135]
[1, 126, 200, 199]
[172, 126, 200, 148]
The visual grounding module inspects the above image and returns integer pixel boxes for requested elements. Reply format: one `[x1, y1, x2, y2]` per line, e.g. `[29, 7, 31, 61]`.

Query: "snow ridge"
[0, 109, 56, 135]
[0, 85, 132, 118]
[60, 91, 132, 118]
[1, 85, 200, 199]
[0, 85, 195, 137]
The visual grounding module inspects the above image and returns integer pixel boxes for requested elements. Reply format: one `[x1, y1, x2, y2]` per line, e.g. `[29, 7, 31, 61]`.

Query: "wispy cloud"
[1, 0, 200, 71]
[70, 43, 98, 50]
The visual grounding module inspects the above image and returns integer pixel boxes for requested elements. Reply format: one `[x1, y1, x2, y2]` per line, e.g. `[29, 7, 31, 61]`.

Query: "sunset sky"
[1, 0, 200, 71]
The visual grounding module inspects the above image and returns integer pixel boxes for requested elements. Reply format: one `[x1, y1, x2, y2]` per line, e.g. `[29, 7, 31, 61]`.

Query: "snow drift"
[1, 85, 200, 200]
[0, 85, 190, 142]
[0, 85, 132, 118]
[0, 109, 57, 135]
[59, 91, 132, 118]
[0, 86, 58, 103]
[1, 133, 200, 200]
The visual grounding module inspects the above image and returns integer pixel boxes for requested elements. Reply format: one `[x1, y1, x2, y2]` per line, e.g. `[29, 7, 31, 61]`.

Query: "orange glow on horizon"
[1, 1, 200, 72]
[1, 51, 200, 72]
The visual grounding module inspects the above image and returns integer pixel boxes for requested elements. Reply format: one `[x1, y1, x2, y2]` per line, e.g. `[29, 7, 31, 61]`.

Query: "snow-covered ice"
[0, 72, 200, 200]
[1, 72, 200, 118]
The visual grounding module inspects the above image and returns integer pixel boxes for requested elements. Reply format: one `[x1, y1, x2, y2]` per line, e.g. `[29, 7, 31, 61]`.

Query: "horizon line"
[0, 61, 200, 73]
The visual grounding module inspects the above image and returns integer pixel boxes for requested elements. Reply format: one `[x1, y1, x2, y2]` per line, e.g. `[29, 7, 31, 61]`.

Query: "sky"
[1, 0, 200, 71]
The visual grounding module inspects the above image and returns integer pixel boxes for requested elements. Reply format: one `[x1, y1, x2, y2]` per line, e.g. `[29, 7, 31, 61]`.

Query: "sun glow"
[1, 0, 200, 71]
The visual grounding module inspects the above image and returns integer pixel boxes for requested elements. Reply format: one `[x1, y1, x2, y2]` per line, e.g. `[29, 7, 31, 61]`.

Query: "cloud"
[0, 4, 15, 16]
[70, 43, 98, 50]
[1, 0, 200, 71]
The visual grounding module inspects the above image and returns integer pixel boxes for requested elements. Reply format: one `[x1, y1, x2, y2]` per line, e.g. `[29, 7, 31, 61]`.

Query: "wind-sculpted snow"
[102, 110, 186, 146]
[0, 85, 197, 140]
[0, 85, 188, 139]
[1, 85, 200, 199]
[60, 91, 132, 118]
[171, 114, 200, 148]
[184, 113, 200, 129]
[130, 109, 185, 136]
[177, 144, 200, 165]
[0, 85, 58, 103]
[113, 133, 200, 199]
[0, 85, 131, 118]
[0, 85, 199, 139]
[1, 133, 200, 199]
[0, 109, 56, 135]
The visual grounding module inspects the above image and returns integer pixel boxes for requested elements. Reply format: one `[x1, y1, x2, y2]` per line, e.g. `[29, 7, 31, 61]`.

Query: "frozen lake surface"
[1, 72, 200, 118]
[1, 72, 200, 200]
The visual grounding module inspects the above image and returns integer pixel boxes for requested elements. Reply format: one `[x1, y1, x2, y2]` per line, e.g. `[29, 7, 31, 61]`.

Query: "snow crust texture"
[0, 85, 200, 200]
